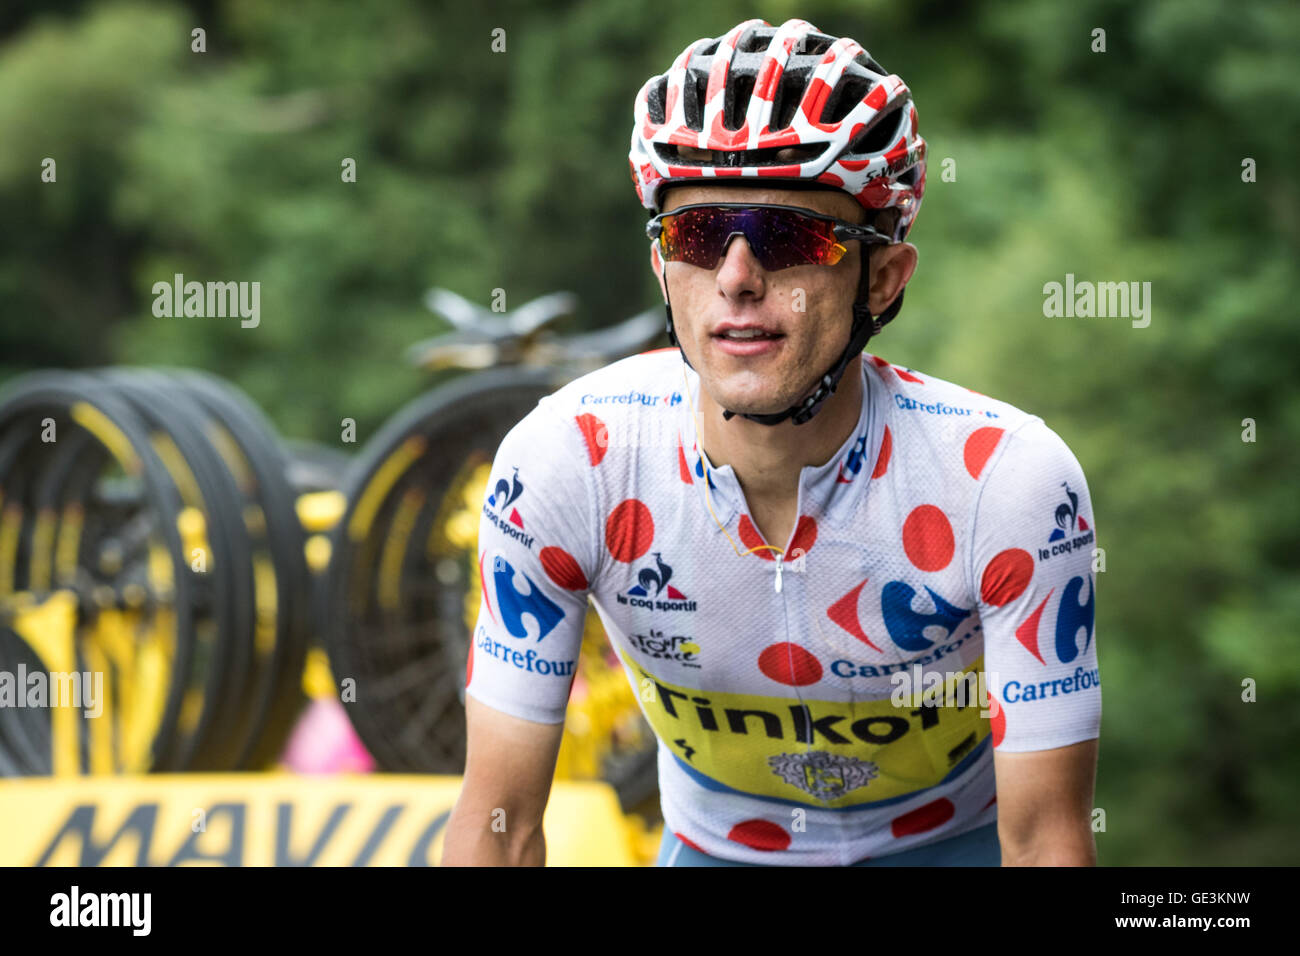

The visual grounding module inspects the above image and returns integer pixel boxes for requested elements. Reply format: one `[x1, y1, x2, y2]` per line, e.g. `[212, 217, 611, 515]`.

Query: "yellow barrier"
[0, 774, 641, 866]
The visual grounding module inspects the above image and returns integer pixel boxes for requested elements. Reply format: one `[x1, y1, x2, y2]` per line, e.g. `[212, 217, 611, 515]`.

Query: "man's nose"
[718, 232, 765, 277]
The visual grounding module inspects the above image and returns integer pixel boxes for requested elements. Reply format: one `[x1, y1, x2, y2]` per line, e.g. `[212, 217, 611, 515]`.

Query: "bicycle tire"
[0, 371, 196, 775]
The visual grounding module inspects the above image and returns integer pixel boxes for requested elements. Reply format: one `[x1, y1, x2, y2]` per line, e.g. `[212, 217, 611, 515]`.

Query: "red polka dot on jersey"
[989, 692, 1006, 747]
[872, 425, 892, 478]
[787, 515, 817, 557]
[477, 551, 495, 623]
[890, 798, 955, 838]
[727, 819, 791, 852]
[465, 633, 474, 687]
[893, 366, 925, 384]
[737, 515, 817, 561]
[675, 832, 705, 854]
[980, 548, 1034, 606]
[902, 505, 955, 571]
[605, 499, 654, 563]
[574, 413, 609, 467]
[963, 426, 1005, 480]
[738, 514, 774, 561]
[757, 642, 823, 686]
[540, 546, 587, 591]
[676, 436, 692, 484]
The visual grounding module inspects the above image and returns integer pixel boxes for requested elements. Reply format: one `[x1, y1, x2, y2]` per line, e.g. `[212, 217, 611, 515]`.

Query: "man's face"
[655, 184, 872, 417]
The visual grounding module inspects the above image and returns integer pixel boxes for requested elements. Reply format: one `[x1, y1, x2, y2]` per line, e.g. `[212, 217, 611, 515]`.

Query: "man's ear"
[650, 241, 668, 301]
[866, 242, 918, 316]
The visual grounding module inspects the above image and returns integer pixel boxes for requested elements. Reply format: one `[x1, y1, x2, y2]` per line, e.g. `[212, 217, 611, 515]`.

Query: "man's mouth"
[712, 324, 783, 341]
[710, 323, 785, 356]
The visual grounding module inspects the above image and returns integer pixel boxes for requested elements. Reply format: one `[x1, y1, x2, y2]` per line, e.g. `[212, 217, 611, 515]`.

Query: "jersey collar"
[677, 355, 883, 538]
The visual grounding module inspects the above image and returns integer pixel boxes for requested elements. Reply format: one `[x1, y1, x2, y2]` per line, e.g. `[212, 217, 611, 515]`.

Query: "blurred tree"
[0, 0, 1296, 863]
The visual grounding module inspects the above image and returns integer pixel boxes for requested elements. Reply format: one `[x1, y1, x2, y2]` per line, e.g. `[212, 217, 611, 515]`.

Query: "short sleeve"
[969, 418, 1101, 752]
[464, 398, 597, 725]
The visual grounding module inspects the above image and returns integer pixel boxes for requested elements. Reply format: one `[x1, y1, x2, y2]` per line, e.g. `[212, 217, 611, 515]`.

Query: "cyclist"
[442, 17, 1100, 867]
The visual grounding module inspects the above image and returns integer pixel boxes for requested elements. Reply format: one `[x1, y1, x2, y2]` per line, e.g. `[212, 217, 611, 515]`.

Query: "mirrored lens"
[658, 207, 846, 271]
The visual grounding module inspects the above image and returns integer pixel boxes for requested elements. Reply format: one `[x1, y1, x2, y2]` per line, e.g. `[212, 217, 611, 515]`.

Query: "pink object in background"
[281, 696, 376, 774]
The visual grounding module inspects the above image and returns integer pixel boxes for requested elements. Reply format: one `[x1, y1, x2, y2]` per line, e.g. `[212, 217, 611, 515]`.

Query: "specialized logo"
[482, 466, 534, 549]
[490, 555, 565, 642]
[581, 389, 682, 408]
[768, 751, 879, 802]
[616, 551, 697, 612]
[1038, 481, 1093, 561]
[836, 432, 868, 484]
[627, 629, 701, 667]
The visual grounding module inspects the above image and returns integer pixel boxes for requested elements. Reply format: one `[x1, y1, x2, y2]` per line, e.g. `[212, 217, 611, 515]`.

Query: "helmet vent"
[739, 30, 773, 54]
[683, 66, 710, 130]
[770, 66, 812, 131]
[854, 52, 887, 75]
[724, 73, 756, 130]
[647, 76, 669, 125]
[796, 34, 835, 57]
[848, 102, 905, 155]
[822, 74, 875, 125]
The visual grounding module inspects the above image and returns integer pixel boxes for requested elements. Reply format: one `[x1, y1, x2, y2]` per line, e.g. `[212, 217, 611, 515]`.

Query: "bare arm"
[994, 737, 1099, 866]
[440, 695, 566, 866]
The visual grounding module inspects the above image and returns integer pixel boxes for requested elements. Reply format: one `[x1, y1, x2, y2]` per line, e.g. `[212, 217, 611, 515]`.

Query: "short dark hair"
[869, 206, 901, 238]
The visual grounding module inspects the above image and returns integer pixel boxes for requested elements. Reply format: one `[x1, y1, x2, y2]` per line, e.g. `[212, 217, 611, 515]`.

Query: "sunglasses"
[645, 202, 891, 272]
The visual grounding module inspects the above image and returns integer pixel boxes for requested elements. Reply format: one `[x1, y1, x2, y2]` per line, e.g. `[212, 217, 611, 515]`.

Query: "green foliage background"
[2, 0, 1297, 863]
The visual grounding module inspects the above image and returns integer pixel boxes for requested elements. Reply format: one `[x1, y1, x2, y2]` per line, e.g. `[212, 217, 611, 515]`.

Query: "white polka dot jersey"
[465, 348, 1101, 865]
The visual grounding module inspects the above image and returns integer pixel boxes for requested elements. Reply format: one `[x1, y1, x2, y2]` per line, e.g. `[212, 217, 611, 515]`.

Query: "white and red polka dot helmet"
[629, 17, 927, 243]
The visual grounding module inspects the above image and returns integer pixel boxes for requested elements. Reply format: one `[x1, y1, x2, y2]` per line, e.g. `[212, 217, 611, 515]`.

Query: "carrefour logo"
[1014, 572, 1095, 667]
[1054, 574, 1095, 664]
[1005, 573, 1099, 705]
[580, 390, 682, 408]
[880, 582, 972, 652]
[489, 555, 565, 642]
